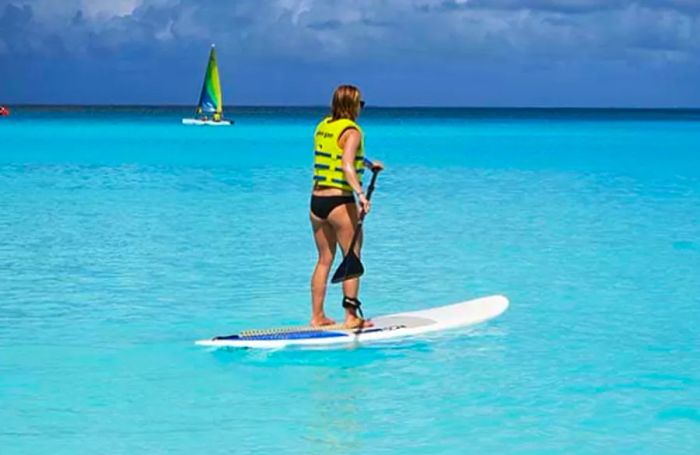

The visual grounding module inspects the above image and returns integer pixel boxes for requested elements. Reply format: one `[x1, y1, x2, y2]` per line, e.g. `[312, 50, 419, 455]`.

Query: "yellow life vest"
[313, 116, 364, 191]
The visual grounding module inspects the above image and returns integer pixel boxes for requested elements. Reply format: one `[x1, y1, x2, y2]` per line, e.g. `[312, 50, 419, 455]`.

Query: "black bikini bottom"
[310, 194, 355, 220]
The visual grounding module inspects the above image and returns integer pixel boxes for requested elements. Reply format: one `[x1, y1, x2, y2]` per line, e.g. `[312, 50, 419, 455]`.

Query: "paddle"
[331, 168, 381, 284]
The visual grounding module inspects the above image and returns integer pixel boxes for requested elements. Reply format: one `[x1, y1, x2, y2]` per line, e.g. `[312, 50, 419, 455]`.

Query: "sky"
[1, 0, 699, 107]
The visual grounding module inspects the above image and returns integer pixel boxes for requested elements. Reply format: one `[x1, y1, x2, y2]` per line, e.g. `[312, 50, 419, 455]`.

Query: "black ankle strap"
[342, 296, 361, 309]
[342, 296, 364, 320]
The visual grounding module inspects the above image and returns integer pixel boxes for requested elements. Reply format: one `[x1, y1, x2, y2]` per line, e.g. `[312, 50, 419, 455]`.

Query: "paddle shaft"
[345, 168, 380, 259]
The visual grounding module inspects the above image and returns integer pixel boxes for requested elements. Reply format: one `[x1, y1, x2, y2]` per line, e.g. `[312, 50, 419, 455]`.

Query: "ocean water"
[1, 106, 699, 454]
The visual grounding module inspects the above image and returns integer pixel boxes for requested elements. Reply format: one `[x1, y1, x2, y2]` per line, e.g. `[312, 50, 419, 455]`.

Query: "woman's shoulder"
[332, 117, 362, 131]
[317, 116, 361, 131]
[337, 125, 362, 150]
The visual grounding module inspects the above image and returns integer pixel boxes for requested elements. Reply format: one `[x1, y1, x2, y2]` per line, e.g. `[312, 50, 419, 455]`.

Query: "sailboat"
[182, 44, 233, 126]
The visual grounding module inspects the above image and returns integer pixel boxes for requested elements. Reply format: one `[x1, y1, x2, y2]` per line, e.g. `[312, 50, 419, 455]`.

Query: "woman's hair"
[331, 85, 362, 120]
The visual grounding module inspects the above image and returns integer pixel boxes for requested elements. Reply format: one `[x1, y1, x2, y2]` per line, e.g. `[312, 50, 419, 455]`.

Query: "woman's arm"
[339, 129, 371, 213]
[339, 129, 365, 196]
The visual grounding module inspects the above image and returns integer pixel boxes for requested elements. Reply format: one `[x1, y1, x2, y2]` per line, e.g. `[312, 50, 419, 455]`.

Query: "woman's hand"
[358, 192, 371, 214]
[370, 160, 384, 171]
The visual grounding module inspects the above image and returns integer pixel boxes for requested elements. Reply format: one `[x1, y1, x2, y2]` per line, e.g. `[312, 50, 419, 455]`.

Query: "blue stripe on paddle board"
[214, 331, 350, 341]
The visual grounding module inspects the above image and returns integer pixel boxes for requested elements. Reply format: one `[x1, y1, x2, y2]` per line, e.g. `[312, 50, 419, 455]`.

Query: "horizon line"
[4, 103, 700, 111]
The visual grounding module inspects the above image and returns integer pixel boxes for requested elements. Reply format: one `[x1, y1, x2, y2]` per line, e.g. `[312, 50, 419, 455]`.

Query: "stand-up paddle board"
[195, 295, 509, 349]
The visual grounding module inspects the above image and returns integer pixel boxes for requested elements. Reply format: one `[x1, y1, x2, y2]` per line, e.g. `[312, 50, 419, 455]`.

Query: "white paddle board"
[195, 294, 509, 349]
[181, 118, 233, 126]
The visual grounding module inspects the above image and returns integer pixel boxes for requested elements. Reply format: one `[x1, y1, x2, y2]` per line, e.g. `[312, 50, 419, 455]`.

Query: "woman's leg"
[327, 203, 373, 327]
[310, 212, 337, 327]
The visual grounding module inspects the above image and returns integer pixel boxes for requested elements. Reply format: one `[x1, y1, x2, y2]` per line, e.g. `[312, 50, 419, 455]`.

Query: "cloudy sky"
[1, 0, 699, 106]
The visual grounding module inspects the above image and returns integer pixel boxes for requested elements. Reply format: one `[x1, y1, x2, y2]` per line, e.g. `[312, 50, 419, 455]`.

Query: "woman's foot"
[343, 315, 374, 329]
[310, 314, 336, 327]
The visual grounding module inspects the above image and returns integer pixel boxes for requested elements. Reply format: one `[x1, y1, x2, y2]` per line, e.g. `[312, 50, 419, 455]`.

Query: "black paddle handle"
[346, 168, 380, 254]
[363, 168, 380, 207]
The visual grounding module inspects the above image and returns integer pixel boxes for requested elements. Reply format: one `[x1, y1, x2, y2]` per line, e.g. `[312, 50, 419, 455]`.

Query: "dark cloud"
[3, 0, 698, 61]
[421, 0, 700, 14]
[421, 0, 623, 14]
[361, 18, 394, 27]
[0, 0, 699, 105]
[307, 20, 343, 30]
[0, 1, 31, 26]
[71, 10, 85, 26]
[0, 3, 33, 54]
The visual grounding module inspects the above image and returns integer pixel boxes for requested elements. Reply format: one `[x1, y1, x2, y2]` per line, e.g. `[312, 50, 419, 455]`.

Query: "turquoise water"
[2, 107, 700, 453]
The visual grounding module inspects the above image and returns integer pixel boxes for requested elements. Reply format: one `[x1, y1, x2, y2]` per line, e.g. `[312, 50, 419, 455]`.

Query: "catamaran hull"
[182, 118, 233, 126]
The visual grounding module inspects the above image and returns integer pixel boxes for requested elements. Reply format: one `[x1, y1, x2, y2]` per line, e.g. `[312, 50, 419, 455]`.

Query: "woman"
[309, 85, 383, 328]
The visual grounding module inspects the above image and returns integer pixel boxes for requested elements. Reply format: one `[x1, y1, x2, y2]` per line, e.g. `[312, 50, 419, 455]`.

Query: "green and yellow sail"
[196, 45, 224, 118]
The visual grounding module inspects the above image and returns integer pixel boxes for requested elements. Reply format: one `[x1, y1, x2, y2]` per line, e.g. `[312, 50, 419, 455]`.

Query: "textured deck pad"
[213, 315, 437, 341]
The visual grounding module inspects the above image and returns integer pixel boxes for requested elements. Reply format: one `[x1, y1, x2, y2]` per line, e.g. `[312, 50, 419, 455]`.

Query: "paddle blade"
[331, 251, 364, 283]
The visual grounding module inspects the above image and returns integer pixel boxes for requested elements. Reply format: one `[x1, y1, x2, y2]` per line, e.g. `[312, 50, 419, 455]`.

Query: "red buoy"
[0, 106, 10, 117]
